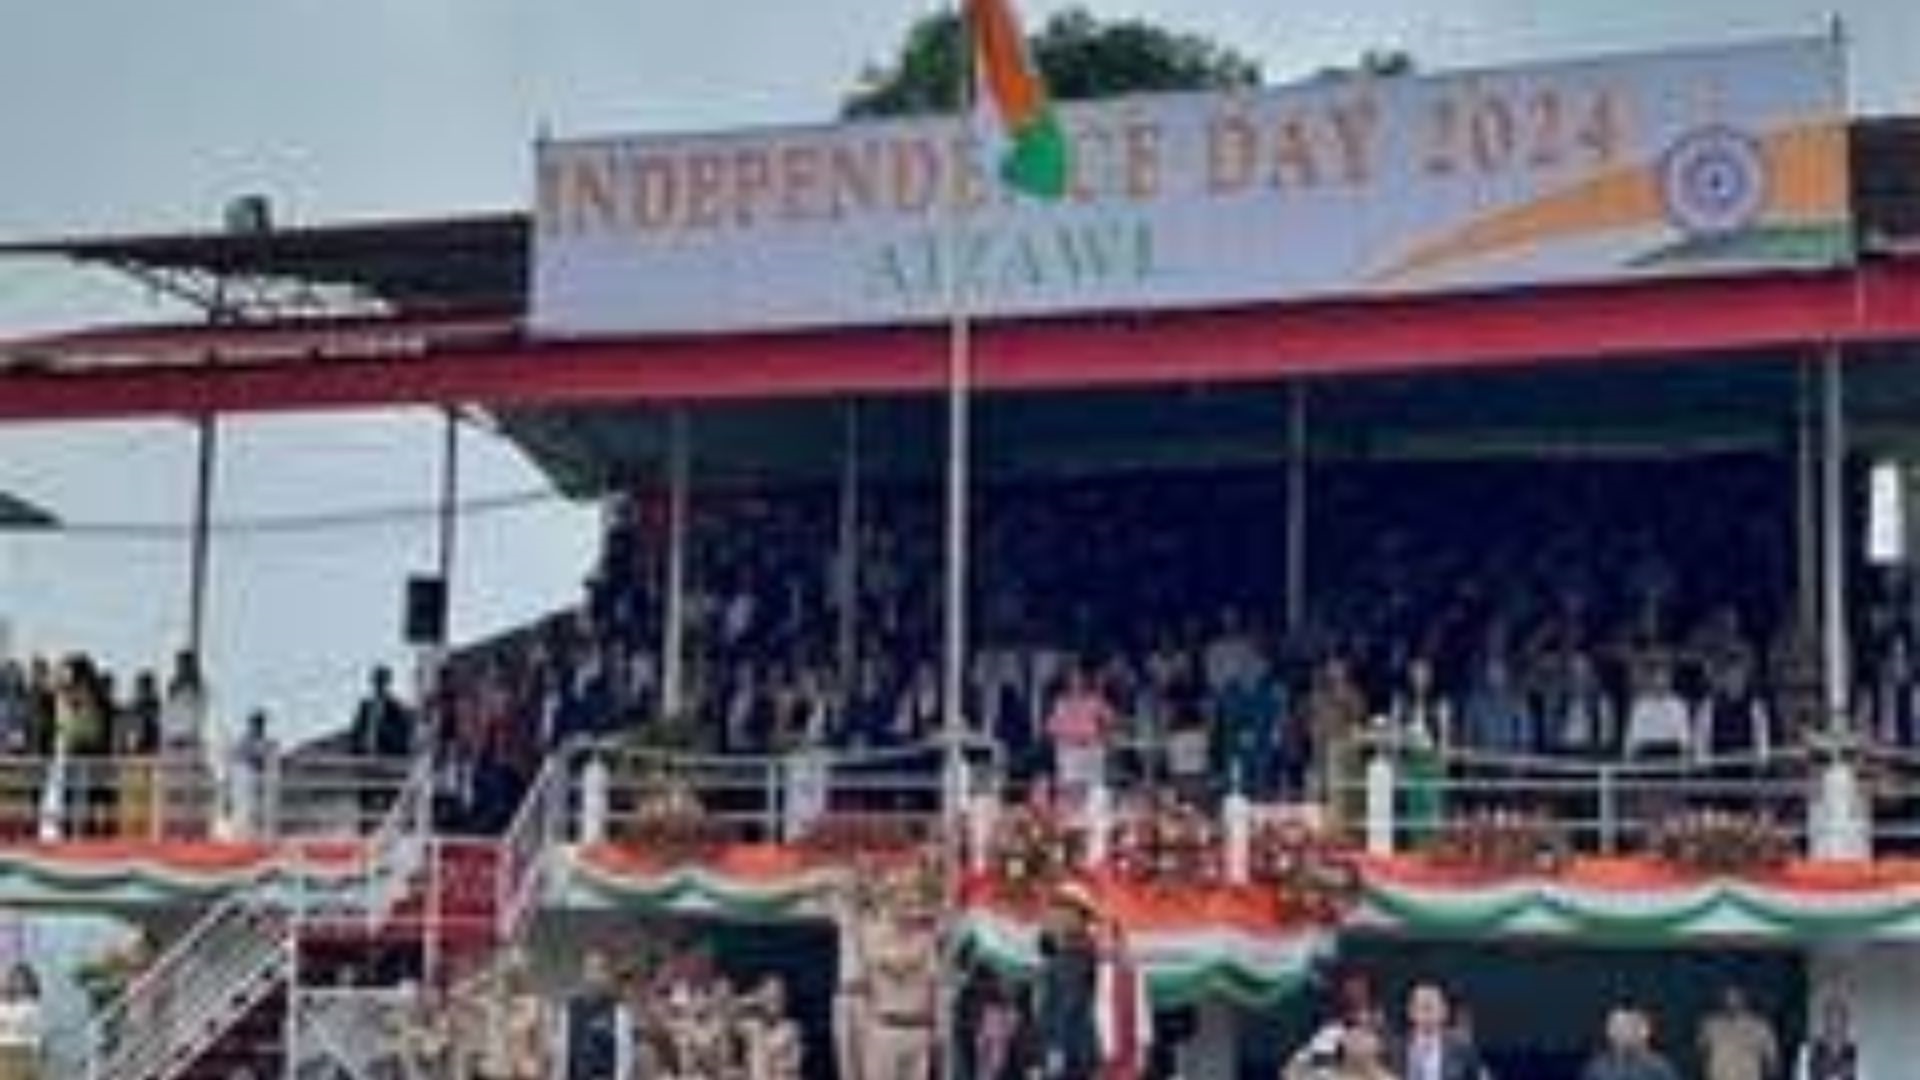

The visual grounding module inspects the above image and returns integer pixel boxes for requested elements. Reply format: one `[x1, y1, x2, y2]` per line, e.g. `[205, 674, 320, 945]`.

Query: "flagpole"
[940, 5, 976, 1080]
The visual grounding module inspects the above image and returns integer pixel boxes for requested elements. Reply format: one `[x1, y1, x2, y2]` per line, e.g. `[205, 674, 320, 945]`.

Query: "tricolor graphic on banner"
[968, 0, 1070, 199]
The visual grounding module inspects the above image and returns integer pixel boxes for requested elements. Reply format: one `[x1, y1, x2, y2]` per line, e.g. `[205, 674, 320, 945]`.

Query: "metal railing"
[286, 986, 414, 1080]
[579, 737, 1002, 846]
[497, 749, 569, 945]
[0, 752, 418, 843]
[84, 893, 294, 1080]
[287, 753, 436, 930]
[81, 753, 437, 1080]
[1332, 746, 1816, 854]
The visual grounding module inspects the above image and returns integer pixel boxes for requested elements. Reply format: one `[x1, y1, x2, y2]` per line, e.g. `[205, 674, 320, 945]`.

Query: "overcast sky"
[0, 0, 1914, 742]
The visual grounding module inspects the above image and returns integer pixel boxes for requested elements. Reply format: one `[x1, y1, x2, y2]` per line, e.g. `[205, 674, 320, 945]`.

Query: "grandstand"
[0, 39, 1917, 1080]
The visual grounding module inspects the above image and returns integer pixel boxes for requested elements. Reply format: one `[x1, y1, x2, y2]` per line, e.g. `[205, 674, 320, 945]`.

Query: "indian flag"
[967, 0, 1070, 199]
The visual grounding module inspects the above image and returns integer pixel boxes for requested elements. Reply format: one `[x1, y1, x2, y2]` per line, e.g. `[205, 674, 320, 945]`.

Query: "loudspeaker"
[404, 575, 447, 645]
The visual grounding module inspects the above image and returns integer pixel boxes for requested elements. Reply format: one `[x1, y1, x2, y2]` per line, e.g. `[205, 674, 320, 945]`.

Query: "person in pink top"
[1048, 668, 1115, 808]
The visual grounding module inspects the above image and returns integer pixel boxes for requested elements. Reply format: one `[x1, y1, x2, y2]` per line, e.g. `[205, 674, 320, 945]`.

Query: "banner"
[532, 37, 1850, 337]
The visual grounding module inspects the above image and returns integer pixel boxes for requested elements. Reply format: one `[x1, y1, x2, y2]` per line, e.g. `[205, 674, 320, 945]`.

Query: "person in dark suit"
[1035, 884, 1101, 1080]
[1394, 983, 1486, 1080]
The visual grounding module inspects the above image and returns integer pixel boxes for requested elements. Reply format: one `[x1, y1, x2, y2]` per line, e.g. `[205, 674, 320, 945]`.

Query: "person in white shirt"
[1623, 664, 1694, 761]
[0, 963, 43, 1080]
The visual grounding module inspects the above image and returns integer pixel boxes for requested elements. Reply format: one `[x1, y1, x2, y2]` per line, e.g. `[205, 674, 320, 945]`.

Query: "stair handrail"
[83, 891, 292, 1080]
[287, 985, 413, 1080]
[496, 746, 570, 946]
[356, 751, 436, 929]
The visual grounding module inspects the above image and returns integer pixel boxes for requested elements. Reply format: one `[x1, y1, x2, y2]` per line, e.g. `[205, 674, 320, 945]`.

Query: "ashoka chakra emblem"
[1660, 126, 1768, 237]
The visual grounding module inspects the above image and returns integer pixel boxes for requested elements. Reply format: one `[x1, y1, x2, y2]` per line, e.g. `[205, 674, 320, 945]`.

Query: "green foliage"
[842, 6, 1263, 119]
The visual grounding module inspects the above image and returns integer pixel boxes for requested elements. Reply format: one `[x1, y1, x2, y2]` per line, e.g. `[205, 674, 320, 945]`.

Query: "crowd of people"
[1278, 974, 1856, 1080]
[4, 457, 1916, 845]
[379, 948, 804, 1080]
[457, 458, 1917, 816]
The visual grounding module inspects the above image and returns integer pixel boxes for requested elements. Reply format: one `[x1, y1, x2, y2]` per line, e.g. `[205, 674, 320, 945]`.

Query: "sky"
[0, 0, 1915, 743]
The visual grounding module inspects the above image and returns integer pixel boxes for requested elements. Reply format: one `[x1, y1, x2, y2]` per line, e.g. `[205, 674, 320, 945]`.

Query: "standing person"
[1047, 668, 1115, 812]
[1581, 1007, 1680, 1080]
[470, 954, 550, 1080]
[1304, 657, 1369, 825]
[1035, 884, 1102, 1080]
[862, 884, 939, 1080]
[226, 712, 279, 841]
[0, 964, 43, 1080]
[1794, 997, 1857, 1080]
[1095, 915, 1150, 1080]
[116, 673, 162, 839]
[1285, 1021, 1395, 1080]
[0, 665, 32, 839]
[1389, 659, 1454, 839]
[831, 886, 873, 1080]
[969, 973, 1028, 1080]
[557, 950, 634, 1080]
[351, 665, 415, 829]
[159, 651, 209, 839]
[1393, 983, 1484, 1080]
[1697, 986, 1780, 1080]
[740, 977, 802, 1080]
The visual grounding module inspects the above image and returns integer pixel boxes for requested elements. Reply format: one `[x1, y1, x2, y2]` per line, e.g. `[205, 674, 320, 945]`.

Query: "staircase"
[84, 895, 294, 1080]
[83, 755, 437, 1080]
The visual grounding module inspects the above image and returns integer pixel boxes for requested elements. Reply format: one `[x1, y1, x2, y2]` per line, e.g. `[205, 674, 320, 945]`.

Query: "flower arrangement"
[989, 803, 1082, 900]
[797, 814, 925, 860]
[1647, 808, 1791, 874]
[1248, 817, 1362, 923]
[624, 776, 730, 863]
[1427, 808, 1573, 875]
[1109, 793, 1223, 890]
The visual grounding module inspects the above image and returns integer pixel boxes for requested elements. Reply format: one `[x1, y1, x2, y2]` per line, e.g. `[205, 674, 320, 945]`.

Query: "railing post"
[966, 789, 997, 875]
[1597, 765, 1618, 855]
[580, 752, 608, 846]
[1083, 784, 1112, 869]
[1809, 753, 1871, 860]
[281, 937, 302, 1078]
[1223, 786, 1252, 885]
[38, 754, 63, 842]
[1364, 735, 1397, 856]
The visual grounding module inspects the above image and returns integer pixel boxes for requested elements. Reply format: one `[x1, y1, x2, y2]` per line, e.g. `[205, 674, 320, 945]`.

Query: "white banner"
[532, 37, 1850, 338]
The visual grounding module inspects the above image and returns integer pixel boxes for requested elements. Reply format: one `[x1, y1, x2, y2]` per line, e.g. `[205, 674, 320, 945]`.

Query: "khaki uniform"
[863, 914, 937, 1080]
[1700, 1012, 1779, 1080]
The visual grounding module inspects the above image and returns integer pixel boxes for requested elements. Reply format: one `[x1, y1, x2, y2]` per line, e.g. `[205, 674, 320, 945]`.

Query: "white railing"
[496, 749, 568, 945]
[77, 753, 435, 1080]
[0, 752, 417, 844]
[286, 986, 414, 1080]
[84, 893, 294, 1080]
[286, 752, 435, 930]
[577, 736, 1002, 847]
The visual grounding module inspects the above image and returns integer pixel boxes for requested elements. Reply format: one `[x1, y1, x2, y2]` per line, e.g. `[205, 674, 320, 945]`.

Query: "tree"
[842, 6, 1262, 119]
